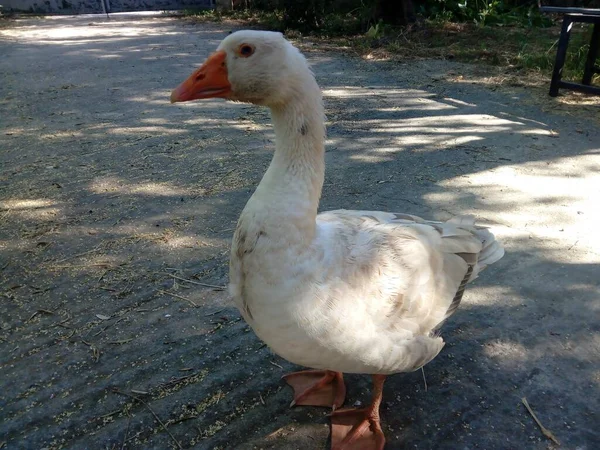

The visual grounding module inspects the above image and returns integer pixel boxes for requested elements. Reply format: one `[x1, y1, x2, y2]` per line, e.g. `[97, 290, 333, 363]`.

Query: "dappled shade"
[1, 14, 599, 450]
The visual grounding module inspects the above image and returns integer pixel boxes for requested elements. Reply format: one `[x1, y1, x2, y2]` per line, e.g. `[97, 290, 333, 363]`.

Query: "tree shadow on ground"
[0, 15, 599, 450]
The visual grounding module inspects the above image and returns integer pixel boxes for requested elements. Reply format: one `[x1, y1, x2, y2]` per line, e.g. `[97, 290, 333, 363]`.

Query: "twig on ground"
[98, 286, 118, 292]
[421, 367, 428, 392]
[259, 393, 265, 405]
[109, 338, 133, 345]
[54, 263, 120, 269]
[212, 168, 236, 187]
[204, 308, 225, 316]
[99, 409, 122, 419]
[98, 269, 108, 283]
[157, 273, 225, 290]
[31, 285, 51, 295]
[160, 374, 193, 388]
[54, 246, 101, 264]
[81, 340, 100, 362]
[269, 361, 283, 369]
[157, 289, 198, 307]
[57, 313, 72, 325]
[112, 388, 183, 450]
[94, 317, 126, 336]
[58, 330, 76, 341]
[121, 413, 131, 450]
[207, 323, 223, 334]
[521, 397, 560, 446]
[167, 415, 198, 426]
[125, 430, 144, 443]
[27, 309, 55, 322]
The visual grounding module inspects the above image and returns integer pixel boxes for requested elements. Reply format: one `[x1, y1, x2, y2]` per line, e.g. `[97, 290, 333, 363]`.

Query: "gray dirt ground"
[1, 12, 599, 450]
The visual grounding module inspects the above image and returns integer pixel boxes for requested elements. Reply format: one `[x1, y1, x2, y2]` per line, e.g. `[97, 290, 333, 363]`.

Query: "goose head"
[170, 30, 314, 107]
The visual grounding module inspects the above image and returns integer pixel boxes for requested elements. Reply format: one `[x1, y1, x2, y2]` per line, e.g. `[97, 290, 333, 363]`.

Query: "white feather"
[216, 30, 505, 376]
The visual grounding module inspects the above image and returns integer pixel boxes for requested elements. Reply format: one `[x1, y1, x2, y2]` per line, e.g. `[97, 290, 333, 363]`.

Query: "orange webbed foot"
[282, 369, 346, 410]
[330, 407, 386, 450]
[329, 374, 387, 450]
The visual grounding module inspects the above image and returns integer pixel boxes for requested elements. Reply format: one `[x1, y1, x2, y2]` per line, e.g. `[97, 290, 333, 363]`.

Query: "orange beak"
[170, 51, 231, 103]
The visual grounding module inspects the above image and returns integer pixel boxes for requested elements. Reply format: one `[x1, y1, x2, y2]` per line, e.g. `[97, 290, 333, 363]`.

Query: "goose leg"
[330, 375, 386, 450]
[282, 369, 346, 410]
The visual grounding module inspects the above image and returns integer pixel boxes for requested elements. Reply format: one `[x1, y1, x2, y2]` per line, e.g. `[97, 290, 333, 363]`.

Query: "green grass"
[419, 22, 595, 81]
[179, 8, 598, 84]
[178, 7, 285, 30]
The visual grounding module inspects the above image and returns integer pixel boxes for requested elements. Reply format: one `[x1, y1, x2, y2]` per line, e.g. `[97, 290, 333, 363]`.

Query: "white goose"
[171, 30, 504, 450]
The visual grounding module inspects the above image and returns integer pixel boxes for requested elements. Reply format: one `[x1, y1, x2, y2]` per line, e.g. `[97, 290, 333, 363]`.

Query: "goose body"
[171, 30, 504, 449]
[232, 208, 500, 375]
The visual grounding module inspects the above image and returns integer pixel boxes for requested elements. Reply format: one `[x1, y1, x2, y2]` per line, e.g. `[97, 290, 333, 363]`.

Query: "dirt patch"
[1, 13, 599, 450]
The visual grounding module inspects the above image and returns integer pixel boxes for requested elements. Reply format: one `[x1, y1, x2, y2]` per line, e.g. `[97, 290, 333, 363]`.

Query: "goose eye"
[239, 44, 255, 57]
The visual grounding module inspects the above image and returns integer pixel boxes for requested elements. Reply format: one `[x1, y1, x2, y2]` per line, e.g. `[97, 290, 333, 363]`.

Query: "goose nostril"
[195, 73, 206, 81]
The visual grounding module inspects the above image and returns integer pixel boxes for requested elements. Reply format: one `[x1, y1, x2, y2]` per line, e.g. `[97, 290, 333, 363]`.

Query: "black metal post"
[549, 16, 574, 97]
[582, 23, 600, 85]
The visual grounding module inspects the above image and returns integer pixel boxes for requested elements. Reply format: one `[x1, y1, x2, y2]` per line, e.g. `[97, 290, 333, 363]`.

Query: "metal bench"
[540, 5, 600, 96]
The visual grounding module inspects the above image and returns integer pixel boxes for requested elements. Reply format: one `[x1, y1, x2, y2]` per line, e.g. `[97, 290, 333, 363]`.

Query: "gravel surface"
[1, 12, 599, 450]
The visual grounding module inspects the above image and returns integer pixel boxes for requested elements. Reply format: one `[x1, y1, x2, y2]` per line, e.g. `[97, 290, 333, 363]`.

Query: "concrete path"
[1, 13, 598, 450]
